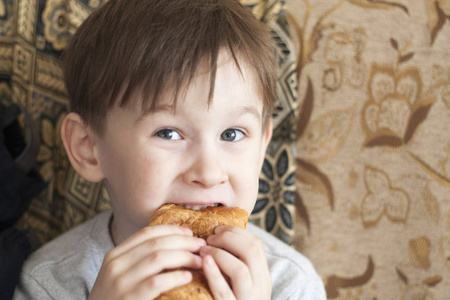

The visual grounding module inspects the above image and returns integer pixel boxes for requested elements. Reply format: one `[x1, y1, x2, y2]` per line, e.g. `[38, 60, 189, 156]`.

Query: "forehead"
[138, 50, 262, 115]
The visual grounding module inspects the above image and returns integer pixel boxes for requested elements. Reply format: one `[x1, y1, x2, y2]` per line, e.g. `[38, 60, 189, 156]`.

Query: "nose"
[183, 146, 228, 188]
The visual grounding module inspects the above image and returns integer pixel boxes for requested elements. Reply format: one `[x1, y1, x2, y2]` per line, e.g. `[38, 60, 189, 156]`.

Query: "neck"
[109, 215, 126, 246]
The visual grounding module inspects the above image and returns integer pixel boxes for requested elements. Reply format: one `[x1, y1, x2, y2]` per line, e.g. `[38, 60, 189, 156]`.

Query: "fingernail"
[214, 226, 226, 233]
[181, 227, 192, 235]
[206, 234, 215, 244]
[200, 245, 212, 256]
[197, 238, 206, 246]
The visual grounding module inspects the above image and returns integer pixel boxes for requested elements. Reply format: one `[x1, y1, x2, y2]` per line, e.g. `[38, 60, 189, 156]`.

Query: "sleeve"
[13, 273, 55, 300]
[287, 278, 327, 300]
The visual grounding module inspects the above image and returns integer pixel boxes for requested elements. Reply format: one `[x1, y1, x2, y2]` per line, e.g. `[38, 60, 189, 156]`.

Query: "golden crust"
[148, 204, 248, 239]
[148, 204, 248, 300]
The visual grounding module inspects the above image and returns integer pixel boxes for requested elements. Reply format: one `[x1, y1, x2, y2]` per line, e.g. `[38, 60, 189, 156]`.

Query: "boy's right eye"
[155, 129, 182, 140]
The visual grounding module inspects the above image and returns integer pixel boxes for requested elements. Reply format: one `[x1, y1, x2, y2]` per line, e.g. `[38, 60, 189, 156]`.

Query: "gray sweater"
[14, 210, 326, 299]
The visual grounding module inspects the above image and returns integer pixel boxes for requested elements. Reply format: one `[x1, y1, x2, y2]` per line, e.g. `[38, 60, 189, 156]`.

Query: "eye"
[155, 128, 182, 140]
[221, 129, 245, 142]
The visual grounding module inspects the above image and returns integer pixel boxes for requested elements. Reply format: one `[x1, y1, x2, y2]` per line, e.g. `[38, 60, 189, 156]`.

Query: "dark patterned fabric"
[0, 0, 298, 245]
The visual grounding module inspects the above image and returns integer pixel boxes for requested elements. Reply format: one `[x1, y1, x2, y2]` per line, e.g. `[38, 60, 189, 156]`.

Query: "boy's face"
[93, 53, 272, 240]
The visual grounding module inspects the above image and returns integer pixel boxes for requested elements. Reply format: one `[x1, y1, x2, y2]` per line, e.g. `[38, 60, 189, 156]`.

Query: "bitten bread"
[148, 204, 249, 300]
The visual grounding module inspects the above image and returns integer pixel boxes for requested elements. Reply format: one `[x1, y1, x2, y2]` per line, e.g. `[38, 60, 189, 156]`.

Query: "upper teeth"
[177, 203, 220, 211]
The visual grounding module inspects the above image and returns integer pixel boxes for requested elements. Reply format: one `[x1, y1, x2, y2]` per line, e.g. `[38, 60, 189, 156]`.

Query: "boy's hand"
[88, 225, 205, 300]
[200, 226, 272, 300]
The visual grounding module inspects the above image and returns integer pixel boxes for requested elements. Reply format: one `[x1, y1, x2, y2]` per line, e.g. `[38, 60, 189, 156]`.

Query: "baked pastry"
[148, 204, 248, 299]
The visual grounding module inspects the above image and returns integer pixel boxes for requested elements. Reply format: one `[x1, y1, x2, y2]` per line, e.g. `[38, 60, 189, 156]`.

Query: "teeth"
[177, 203, 220, 211]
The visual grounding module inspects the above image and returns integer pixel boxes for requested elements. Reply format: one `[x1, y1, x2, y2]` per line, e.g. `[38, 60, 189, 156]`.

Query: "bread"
[148, 204, 248, 299]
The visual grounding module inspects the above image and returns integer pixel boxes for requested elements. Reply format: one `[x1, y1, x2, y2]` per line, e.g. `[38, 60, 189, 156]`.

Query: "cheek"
[241, 180, 260, 214]
[100, 146, 156, 202]
[110, 157, 169, 226]
[231, 152, 263, 213]
[130, 154, 167, 193]
[131, 152, 182, 203]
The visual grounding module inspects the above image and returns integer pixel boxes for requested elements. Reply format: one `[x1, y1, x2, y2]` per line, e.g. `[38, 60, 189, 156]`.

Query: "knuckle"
[141, 226, 155, 236]
[145, 237, 161, 250]
[148, 250, 164, 264]
[104, 259, 121, 279]
[146, 275, 160, 290]
[103, 251, 113, 263]
[234, 263, 249, 278]
[247, 236, 263, 252]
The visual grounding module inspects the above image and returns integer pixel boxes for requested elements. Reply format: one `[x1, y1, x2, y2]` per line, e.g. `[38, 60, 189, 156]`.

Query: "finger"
[103, 235, 205, 280]
[133, 233, 206, 256]
[110, 269, 193, 299]
[141, 270, 193, 299]
[207, 227, 271, 296]
[130, 249, 203, 277]
[208, 226, 267, 274]
[109, 225, 193, 259]
[202, 255, 236, 300]
[103, 250, 202, 296]
[200, 246, 251, 297]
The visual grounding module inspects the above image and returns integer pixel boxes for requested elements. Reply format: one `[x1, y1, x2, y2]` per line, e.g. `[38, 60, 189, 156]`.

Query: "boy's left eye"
[221, 129, 245, 142]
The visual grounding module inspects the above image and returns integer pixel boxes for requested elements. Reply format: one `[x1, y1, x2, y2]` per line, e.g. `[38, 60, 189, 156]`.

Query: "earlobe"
[61, 112, 104, 182]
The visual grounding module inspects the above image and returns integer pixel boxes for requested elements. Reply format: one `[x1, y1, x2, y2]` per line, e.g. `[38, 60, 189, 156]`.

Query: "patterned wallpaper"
[2, 0, 449, 298]
[287, 0, 450, 299]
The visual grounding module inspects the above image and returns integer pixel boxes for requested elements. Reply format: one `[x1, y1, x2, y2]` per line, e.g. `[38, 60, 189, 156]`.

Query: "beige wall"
[286, 0, 302, 22]
[283, 0, 450, 299]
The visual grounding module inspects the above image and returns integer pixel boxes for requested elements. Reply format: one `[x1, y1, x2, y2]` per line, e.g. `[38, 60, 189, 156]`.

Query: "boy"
[14, 0, 326, 299]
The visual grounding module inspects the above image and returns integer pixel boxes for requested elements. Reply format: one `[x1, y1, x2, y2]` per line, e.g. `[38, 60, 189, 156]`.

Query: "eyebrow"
[238, 105, 261, 123]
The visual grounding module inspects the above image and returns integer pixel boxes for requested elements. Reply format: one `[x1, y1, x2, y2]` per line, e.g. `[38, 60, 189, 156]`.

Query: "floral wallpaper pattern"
[4, 0, 449, 298]
[290, 0, 450, 298]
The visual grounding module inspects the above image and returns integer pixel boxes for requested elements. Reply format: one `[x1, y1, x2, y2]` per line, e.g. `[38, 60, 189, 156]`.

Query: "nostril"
[183, 156, 228, 188]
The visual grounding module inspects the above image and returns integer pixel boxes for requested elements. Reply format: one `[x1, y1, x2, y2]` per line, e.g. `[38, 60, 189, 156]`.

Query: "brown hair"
[62, 0, 277, 136]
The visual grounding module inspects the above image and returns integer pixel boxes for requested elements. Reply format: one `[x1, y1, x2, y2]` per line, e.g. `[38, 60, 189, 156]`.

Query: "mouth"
[175, 203, 223, 211]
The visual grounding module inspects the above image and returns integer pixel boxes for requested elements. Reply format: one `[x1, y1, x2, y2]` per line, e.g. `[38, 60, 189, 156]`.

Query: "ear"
[259, 118, 273, 169]
[61, 112, 104, 182]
